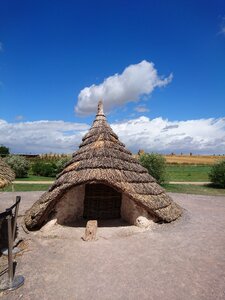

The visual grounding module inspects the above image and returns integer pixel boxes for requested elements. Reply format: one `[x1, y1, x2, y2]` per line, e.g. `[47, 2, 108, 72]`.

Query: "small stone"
[135, 216, 151, 228]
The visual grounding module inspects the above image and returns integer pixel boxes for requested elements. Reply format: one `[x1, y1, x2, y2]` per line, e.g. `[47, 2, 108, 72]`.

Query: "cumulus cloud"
[75, 60, 172, 115]
[0, 117, 225, 154]
[0, 119, 89, 154]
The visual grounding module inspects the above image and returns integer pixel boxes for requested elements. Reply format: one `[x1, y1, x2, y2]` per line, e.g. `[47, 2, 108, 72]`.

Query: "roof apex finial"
[97, 99, 104, 115]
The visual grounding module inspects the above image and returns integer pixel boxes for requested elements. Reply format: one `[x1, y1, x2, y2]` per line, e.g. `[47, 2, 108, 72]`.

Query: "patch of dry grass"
[164, 155, 224, 165]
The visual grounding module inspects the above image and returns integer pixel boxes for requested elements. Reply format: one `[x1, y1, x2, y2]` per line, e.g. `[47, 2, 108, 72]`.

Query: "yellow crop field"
[164, 155, 224, 165]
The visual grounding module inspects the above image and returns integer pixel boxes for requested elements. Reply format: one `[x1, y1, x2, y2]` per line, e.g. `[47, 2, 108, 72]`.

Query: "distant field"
[164, 155, 224, 165]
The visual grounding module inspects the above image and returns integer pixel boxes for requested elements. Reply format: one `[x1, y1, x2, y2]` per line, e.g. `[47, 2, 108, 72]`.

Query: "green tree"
[139, 153, 167, 184]
[209, 160, 225, 188]
[55, 157, 71, 174]
[32, 161, 57, 177]
[4, 155, 29, 178]
[0, 145, 10, 157]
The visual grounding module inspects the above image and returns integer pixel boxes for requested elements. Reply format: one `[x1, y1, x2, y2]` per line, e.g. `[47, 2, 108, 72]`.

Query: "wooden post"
[82, 220, 97, 241]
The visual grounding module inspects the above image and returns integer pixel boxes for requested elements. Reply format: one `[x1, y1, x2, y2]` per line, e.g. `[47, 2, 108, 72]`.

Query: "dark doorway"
[83, 184, 122, 219]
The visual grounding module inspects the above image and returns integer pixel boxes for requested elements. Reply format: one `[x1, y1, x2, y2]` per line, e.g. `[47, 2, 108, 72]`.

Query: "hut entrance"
[83, 184, 121, 219]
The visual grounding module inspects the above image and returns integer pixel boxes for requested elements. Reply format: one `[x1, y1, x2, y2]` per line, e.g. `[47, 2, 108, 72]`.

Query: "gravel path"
[0, 191, 225, 300]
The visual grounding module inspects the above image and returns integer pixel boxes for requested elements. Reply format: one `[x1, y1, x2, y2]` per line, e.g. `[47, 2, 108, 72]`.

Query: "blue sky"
[0, 0, 225, 154]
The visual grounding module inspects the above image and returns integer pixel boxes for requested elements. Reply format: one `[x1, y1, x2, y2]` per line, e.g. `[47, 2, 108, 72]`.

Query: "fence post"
[6, 213, 14, 287]
[0, 198, 25, 291]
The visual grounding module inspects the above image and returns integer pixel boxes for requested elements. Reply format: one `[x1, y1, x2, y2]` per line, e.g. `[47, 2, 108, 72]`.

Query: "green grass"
[14, 175, 55, 181]
[0, 184, 50, 192]
[166, 164, 211, 182]
[162, 184, 225, 196]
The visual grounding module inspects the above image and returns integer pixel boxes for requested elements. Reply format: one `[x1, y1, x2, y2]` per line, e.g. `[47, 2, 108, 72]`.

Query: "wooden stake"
[82, 220, 97, 241]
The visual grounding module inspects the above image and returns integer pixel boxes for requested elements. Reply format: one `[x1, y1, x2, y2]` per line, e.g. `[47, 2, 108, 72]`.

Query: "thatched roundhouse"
[0, 158, 15, 188]
[24, 101, 182, 230]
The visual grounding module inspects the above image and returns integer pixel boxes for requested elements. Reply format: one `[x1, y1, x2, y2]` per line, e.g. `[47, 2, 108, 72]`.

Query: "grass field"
[15, 175, 55, 181]
[166, 164, 211, 182]
[0, 184, 51, 192]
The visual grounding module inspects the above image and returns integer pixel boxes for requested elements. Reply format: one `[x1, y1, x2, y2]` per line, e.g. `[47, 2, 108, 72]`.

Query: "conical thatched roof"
[0, 158, 15, 188]
[25, 101, 182, 230]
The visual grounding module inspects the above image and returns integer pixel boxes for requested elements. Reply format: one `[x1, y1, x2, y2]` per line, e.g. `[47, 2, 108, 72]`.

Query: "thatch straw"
[0, 158, 15, 188]
[24, 100, 182, 230]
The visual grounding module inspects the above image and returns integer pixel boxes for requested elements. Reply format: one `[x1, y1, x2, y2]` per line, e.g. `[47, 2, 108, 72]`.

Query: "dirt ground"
[0, 191, 225, 300]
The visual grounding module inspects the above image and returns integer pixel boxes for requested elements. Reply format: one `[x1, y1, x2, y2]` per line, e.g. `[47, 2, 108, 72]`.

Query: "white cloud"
[111, 117, 225, 154]
[0, 117, 225, 154]
[0, 120, 89, 154]
[0, 42, 3, 52]
[134, 105, 150, 113]
[75, 60, 172, 115]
